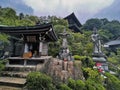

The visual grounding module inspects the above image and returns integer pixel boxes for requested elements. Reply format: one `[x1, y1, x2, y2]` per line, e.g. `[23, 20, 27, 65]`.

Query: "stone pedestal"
[93, 55, 108, 71]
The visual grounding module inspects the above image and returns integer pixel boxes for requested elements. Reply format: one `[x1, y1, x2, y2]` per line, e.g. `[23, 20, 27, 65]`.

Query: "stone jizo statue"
[91, 27, 102, 54]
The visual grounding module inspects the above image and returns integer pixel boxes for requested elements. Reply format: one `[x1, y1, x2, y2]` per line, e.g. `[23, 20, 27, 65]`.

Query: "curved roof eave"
[0, 23, 58, 42]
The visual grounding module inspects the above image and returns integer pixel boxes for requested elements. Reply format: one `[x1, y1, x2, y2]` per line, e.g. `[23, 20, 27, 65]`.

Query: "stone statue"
[58, 29, 73, 61]
[91, 27, 102, 54]
[59, 29, 70, 48]
[91, 27, 109, 71]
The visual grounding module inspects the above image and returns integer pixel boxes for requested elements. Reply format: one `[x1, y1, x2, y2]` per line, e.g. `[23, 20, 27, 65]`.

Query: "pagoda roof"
[0, 23, 58, 42]
[64, 13, 82, 27]
[64, 13, 82, 33]
[69, 24, 83, 33]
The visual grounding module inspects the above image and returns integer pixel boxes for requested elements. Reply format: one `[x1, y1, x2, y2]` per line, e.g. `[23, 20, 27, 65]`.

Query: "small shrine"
[0, 23, 58, 88]
[91, 27, 108, 72]
[0, 23, 57, 66]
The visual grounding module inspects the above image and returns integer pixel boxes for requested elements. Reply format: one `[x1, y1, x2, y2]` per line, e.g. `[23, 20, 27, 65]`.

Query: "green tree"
[3, 7, 17, 26]
[82, 18, 102, 30]
[102, 21, 120, 39]
[19, 13, 24, 20]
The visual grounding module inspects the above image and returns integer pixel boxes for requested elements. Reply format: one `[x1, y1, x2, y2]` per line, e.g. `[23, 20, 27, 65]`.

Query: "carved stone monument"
[58, 29, 73, 61]
[57, 29, 74, 71]
[91, 27, 108, 71]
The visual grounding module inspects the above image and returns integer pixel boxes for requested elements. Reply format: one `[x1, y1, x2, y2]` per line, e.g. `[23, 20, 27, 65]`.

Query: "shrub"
[0, 62, 4, 72]
[75, 80, 85, 90]
[85, 78, 105, 90]
[26, 72, 54, 90]
[68, 78, 85, 90]
[105, 72, 120, 90]
[74, 55, 94, 68]
[0, 60, 7, 72]
[74, 55, 87, 60]
[74, 55, 81, 60]
[59, 84, 72, 90]
[68, 78, 76, 89]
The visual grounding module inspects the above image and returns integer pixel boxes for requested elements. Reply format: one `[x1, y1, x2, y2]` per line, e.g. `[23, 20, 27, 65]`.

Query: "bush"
[74, 55, 81, 60]
[75, 80, 85, 90]
[68, 78, 85, 90]
[68, 78, 76, 89]
[105, 72, 120, 90]
[74, 55, 87, 60]
[26, 72, 54, 90]
[59, 84, 72, 90]
[0, 60, 7, 72]
[85, 79, 105, 90]
[74, 55, 94, 68]
[0, 62, 4, 72]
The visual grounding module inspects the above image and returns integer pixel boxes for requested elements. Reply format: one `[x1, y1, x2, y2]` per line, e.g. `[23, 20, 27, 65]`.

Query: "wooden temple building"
[104, 39, 120, 53]
[0, 23, 58, 88]
[64, 13, 83, 33]
[0, 23, 57, 67]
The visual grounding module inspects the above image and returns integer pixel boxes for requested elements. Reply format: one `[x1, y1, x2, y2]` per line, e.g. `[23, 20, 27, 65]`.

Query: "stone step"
[0, 85, 22, 90]
[5, 65, 36, 72]
[1, 71, 29, 78]
[0, 77, 26, 87]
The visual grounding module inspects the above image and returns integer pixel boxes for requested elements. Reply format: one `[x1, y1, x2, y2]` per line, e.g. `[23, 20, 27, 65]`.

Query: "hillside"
[0, 7, 120, 90]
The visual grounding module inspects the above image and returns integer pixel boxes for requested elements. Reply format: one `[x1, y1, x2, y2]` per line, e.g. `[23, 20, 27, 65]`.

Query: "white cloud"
[22, 0, 114, 23]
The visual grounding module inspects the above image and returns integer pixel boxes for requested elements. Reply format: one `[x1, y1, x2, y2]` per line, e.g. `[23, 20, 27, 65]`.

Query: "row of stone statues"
[57, 27, 108, 71]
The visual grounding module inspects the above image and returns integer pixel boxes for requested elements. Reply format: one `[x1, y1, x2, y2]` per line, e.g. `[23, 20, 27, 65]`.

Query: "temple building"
[0, 23, 58, 87]
[0, 23, 57, 65]
[104, 39, 120, 53]
[64, 13, 83, 33]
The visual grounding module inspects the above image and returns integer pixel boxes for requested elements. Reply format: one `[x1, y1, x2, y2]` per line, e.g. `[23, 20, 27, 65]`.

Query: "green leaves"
[105, 73, 120, 90]
[67, 78, 85, 90]
[0, 33, 9, 43]
[27, 72, 54, 90]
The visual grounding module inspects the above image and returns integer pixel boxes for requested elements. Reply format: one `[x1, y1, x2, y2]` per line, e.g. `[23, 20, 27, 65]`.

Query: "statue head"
[93, 27, 98, 34]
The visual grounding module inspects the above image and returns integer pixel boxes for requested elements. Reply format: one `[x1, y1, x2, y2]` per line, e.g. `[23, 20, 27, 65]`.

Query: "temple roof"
[0, 23, 58, 42]
[64, 13, 82, 33]
[104, 40, 120, 47]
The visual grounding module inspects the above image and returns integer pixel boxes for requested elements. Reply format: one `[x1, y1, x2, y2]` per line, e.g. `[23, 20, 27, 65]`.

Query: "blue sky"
[0, 0, 119, 24]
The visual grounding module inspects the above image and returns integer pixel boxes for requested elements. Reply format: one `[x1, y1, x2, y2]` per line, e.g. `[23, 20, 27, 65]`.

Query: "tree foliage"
[82, 18, 102, 30]
[105, 73, 120, 90]
[67, 78, 85, 90]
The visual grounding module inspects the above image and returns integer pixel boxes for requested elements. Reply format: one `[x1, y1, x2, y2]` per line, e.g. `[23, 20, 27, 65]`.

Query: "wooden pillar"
[24, 59, 27, 66]
[39, 41, 43, 57]
[24, 43, 28, 53]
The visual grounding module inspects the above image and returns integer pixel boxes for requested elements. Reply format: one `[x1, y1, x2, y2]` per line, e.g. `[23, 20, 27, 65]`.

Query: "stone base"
[92, 53, 106, 57]
[93, 59, 109, 71]
[93, 57, 107, 62]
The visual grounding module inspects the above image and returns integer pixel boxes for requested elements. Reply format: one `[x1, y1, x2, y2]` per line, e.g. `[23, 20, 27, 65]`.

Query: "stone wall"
[42, 58, 84, 83]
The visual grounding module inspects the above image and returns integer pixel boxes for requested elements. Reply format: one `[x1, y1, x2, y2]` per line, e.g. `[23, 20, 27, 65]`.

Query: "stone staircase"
[0, 56, 52, 89]
[0, 66, 31, 89]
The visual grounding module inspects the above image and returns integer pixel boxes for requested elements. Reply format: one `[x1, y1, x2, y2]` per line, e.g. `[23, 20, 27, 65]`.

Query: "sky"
[0, 0, 119, 24]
